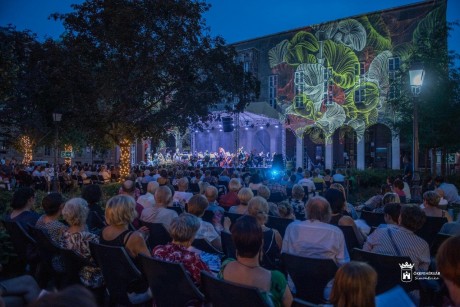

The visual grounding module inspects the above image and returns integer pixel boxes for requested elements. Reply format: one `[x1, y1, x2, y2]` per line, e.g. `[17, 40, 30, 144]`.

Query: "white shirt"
[282, 220, 349, 265]
[140, 206, 178, 226]
[297, 178, 316, 193]
[173, 191, 193, 206]
[137, 192, 156, 209]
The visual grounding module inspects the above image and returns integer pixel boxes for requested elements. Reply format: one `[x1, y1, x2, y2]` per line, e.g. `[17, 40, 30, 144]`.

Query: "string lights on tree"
[119, 139, 131, 180]
[19, 136, 33, 165]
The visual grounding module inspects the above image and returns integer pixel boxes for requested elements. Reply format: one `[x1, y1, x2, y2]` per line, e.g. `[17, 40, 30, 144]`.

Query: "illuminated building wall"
[234, 0, 447, 169]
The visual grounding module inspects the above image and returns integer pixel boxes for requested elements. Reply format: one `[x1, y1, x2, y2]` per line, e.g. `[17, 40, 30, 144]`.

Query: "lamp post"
[409, 67, 425, 172]
[52, 112, 62, 192]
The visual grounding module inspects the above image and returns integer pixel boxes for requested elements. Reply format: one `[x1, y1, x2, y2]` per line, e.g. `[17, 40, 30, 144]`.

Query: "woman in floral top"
[35, 193, 67, 242]
[60, 198, 104, 288]
[151, 213, 211, 286]
[290, 184, 306, 220]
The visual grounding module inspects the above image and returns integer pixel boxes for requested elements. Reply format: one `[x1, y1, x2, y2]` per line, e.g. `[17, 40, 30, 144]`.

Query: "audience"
[247, 196, 282, 270]
[363, 204, 429, 271]
[219, 215, 293, 307]
[218, 178, 241, 209]
[277, 201, 295, 220]
[228, 187, 253, 214]
[436, 235, 460, 306]
[290, 184, 306, 220]
[257, 185, 279, 217]
[434, 176, 460, 204]
[35, 193, 67, 242]
[137, 181, 158, 209]
[3, 187, 39, 227]
[140, 186, 178, 226]
[421, 191, 453, 222]
[360, 184, 392, 211]
[329, 261, 377, 307]
[172, 177, 193, 208]
[282, 196, 350, 265]
[60, 198, 104, 288]
[151, 213, 211, 286]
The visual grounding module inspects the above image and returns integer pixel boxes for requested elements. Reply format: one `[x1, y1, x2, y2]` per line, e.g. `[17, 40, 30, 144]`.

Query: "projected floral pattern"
[268, 2, 446, 143]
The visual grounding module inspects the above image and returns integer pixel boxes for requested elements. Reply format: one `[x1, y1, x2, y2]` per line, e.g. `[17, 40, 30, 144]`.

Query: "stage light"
[219, 129, 223, 132]
[219, 124, 222, 128]
[245, 127, 249, 130]
[195, 130, 198, 133]
[260, 126, 263, 129]
[275, 125, 279, 128]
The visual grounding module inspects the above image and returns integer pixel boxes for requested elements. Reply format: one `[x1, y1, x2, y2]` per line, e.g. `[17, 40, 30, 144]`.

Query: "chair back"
[338, 225, 362, 254]
[167, 206, 184, 215]
[220, 231, 236, 259]
[268, 192, 284, 203]
[28, 226, 61, 262]
[139, 221, 172, 249]
[97, 175, 106, 184]
[314, 183, 324, 195]
[223, 212, 243, 227]
[360, 210, 385, 227]
[189, 182, 200, 193]
[192, 238, 224, 256]
[89, 242, 145, 305]
[59, 248, 92, 287]
[200, 271, 269, 307]
[139, 254, 204, 307]
[281, 253, 338, 304]
[351, 248, 418, 294]
[430, 233, 452, 257]
[86, 211, 105, 231]
[292, 298, 319, 307]
[202, 210, 215, 223]
[266, 216, 294, 237]
[415, 216, 448, 246]
[2, 220, 36, 260]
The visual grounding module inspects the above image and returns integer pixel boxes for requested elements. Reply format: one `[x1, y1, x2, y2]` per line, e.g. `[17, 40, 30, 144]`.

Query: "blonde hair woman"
[228, 188, 254, 214]
[247, 196, 282, 270]
[100, 195, 149, 258]
[422, 191, 453, 222]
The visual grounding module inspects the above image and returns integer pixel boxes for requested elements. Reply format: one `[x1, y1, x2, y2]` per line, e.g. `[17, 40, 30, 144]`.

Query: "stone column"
[325, 137, 333, 170]
[357, 137, 365, 170]
[392, 132, 400, 170]
[295, 134, 303, 169]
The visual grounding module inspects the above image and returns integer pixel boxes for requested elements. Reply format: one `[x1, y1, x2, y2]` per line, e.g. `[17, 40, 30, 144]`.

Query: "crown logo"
[399, 262, 414, 270]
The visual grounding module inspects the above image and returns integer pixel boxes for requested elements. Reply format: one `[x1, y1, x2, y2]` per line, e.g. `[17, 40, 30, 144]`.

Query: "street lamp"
[52, 112, 62, 192]
[409, 67, 425, 172]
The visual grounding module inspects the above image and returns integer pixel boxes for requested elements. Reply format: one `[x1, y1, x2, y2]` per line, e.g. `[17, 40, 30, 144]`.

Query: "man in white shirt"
[137, 181, 159, 209]
[297, 171, 316, 195]
[140, 186, 178, 227]
[282, 196, 349, 265]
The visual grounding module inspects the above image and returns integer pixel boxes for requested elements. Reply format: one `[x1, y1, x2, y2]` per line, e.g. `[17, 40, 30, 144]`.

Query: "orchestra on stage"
[143, 147, 276, 168]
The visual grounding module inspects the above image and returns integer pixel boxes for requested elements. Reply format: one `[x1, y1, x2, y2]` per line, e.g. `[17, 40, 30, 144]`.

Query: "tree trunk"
[441, 146, 447, 176]
[119, 140, 131, 180]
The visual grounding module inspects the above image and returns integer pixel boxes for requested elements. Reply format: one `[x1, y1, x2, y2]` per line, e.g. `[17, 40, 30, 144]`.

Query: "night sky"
[1, 0, 459, 59]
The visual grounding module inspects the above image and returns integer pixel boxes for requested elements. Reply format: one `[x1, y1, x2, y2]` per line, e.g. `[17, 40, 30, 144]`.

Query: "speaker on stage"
[272, 154, 285, 170]
[222, 117, 234, 132]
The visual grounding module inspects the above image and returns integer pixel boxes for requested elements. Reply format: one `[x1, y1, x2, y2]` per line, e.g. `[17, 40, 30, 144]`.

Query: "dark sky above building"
[1, 0, 459, 60]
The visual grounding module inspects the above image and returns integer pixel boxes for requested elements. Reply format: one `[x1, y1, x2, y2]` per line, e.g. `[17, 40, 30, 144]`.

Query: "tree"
[50, 0, 259, 176]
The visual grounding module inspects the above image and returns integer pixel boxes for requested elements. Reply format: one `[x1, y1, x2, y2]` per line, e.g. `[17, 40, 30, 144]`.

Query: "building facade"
[233, 0, 447, 170]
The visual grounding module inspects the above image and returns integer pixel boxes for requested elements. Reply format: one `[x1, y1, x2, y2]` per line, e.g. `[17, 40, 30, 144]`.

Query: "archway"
[303, 126, 326, 169]
[365, 123, 392, 168]
[332, 126, 357, 168]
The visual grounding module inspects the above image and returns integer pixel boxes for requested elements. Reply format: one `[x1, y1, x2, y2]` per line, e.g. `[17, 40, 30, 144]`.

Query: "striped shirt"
[363, 224, 430, 271]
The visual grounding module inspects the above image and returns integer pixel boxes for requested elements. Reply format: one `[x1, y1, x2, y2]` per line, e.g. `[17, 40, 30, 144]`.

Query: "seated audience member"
[136, 181, 159, 209]
[157, 169, 170, 186]
[360, 184, 392, 211]
[0, 275, 41, 307]
[435, 188, 449, 206]
[332, 169, 345, 183]
[60, 198, 103, 288]
[266, 176, 287, 199]
[219, 215, 293, 307]
[392, 179, 407, 203]
[290, 184, 306, 220]
[152, 213, 211, 286]
[140, 186, 178, 226]
[247, 196, 282, 270]
[187, 195, 223, 250]
[172, 177, 193, 208]
[285, 174, 297, 190]
[35, 193, 67, 242]
[396, 175, 411, 201]
[141, 170, 154, 184]
[3, 187, 39, 227]
[248, 173, 263, 191]
[329, 262, 377, 307]
[373, 192, 400, 213]
[100, 195, 150, 258]
[434, 176, 460, 204]
[199, 181, 210, 195]
[421, 191, 452, 222]
[330, 183, 358, 220]
[219, 178, 241, 209]
[436, 235, 460, 307]
[257, 185, 279, 217]
[98, 166, 111, 183]
[277, 201, 295, 220]
[204, 185, 226, 232]
[325, 189, 366, 245]
[363, 204, 429, 271]
[218, 169, 231, 184]
[381, 203, 402, 226]
[297, 171, 315, 194]
[228, 188, 254, 214]
[282, 196, 350, 265]
[439, 219, 460, 236]
[30, 284, 98, 307]
[323, 169, 333, 187]
[312, 171, 326, 194]
[81, 184, 104, 217]
[119, 179, 141, 201]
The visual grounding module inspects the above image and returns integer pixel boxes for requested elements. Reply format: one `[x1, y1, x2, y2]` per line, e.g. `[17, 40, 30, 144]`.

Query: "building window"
[388, 85, 400, 100]
[44, 146, 51, 156]
[268, 75, 278, 108]
[295, 95, 304, 109]
[243, 61, 250, 73]
[388, 57, 400, 71]
[354, 87, 366, 103]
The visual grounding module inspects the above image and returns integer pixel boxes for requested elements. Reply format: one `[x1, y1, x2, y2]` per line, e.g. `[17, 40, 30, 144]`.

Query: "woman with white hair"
[59, 198, 104, 288]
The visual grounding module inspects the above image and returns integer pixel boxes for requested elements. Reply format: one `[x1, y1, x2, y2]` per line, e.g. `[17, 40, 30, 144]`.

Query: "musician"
[165, 151, 172, 161]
